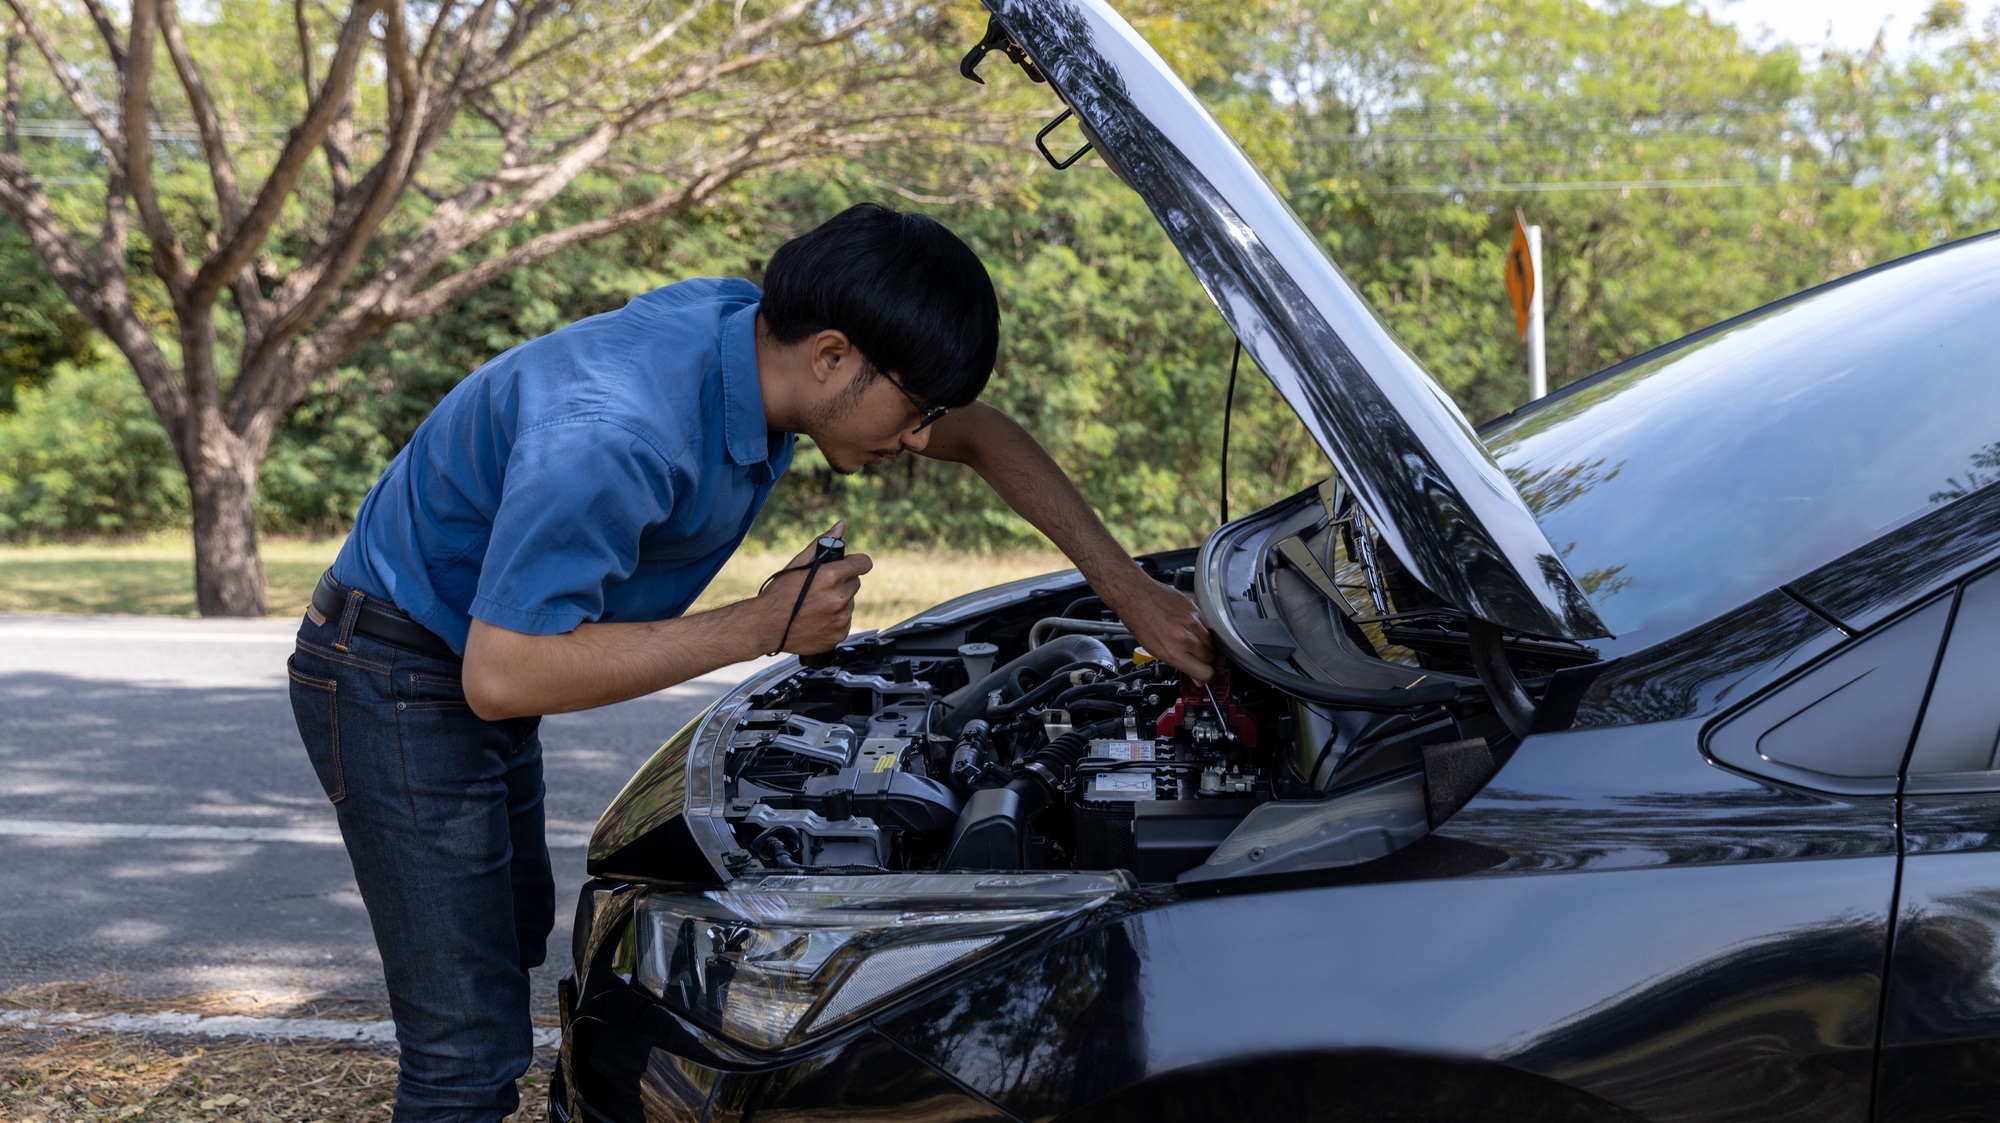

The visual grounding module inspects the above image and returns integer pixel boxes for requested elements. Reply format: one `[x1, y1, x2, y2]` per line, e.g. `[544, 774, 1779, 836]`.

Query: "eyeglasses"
[879, 369, 951, 432]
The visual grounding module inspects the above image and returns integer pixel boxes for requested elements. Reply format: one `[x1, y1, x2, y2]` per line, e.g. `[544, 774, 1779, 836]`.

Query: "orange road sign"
[1505, 209, 1533, 341]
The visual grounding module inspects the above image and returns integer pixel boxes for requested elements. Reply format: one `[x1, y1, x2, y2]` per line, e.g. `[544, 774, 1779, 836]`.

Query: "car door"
[1879, 564, 2000, 1121]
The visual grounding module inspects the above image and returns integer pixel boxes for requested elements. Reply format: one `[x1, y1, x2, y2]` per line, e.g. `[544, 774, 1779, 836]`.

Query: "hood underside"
[978, 0, 1608, 641]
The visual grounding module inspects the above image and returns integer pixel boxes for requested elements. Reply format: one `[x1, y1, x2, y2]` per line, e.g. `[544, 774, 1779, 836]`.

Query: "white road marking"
[0, 1008, 560, 1048]
[0, 626, 296, 643]
[0, 819, 592, 848]
[0, 622, 777, 683]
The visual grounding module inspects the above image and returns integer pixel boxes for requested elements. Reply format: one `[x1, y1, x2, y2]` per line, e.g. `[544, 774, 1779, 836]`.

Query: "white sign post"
[1527, 224, 1546, 400]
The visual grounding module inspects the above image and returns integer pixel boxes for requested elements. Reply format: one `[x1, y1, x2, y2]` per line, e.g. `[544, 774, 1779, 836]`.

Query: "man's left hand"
[1101, 572, 1215, 683]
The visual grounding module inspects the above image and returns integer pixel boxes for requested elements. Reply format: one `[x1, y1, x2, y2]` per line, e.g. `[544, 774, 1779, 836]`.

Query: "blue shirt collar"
[720, 301, 775, 468]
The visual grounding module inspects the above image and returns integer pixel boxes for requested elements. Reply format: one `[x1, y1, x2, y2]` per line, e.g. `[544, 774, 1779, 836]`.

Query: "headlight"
[632, 870, 1131, 1049]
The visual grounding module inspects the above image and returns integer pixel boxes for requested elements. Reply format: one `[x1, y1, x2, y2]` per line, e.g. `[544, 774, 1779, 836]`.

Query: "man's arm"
[463, 532, 872, 720]
[918, 403, 1215, 682]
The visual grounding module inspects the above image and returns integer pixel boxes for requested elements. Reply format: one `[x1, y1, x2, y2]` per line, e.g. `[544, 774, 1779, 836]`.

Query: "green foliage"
[257, 367, 395, 537]
[742, 166, 1329, 551]
[0, 358, 187, 538]
[0, 225, 96, 412]
[1271, 0, 1902, 408]
[7, 0, 2000, 556]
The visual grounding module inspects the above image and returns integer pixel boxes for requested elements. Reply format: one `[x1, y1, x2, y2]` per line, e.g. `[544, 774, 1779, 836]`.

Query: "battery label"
[1088, 739, 1155, 762]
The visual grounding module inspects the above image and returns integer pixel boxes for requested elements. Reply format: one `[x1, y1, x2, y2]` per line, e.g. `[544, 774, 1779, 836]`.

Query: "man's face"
[801, 354, 940, 475]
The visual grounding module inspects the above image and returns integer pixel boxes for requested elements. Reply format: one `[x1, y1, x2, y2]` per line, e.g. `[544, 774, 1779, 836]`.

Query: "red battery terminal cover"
[1154, 657, 1257, 747]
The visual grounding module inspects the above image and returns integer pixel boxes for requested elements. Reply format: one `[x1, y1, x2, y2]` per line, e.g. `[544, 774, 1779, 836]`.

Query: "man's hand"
[1097, 568, 1215, 682]
[463, 522, 872, 720]
[751, 521, 875, 655]
[919, 404, 1217, 682]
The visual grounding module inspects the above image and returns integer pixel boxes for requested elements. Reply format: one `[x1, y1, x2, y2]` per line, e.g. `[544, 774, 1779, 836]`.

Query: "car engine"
[711, 584, 1509, 883]
[626, 481, 1608, 888]
[588, 487, 1606, 888]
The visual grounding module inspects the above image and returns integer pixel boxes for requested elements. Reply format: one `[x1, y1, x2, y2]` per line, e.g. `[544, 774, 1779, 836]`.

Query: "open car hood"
[979, 0, 1608, 640]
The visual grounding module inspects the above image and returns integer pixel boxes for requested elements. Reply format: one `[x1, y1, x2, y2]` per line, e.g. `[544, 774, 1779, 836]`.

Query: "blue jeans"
[288, 586, 552, 1122]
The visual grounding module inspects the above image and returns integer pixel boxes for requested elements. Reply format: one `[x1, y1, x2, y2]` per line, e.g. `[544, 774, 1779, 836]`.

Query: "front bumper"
[553, 880, 1014, 1123]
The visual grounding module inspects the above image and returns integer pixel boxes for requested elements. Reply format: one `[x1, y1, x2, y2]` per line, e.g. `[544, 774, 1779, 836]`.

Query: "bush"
[258, 367, 395, 537]
[0, 358, 188, 539]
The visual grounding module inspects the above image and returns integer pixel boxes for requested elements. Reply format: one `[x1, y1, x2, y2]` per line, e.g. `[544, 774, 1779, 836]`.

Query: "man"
[288, 203, 1212, 1120]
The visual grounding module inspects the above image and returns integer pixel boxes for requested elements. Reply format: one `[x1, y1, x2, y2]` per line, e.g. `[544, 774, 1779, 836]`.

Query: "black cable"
[760, 535, 845, 656]
[1221, 341, 1241, 525]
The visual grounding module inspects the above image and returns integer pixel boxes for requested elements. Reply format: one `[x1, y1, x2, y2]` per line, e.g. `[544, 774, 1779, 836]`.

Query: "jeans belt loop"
[334, 587, 366, 651]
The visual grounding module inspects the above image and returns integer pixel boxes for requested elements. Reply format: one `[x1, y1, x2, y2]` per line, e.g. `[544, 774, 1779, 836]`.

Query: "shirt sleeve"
[470, 418, 678, 636]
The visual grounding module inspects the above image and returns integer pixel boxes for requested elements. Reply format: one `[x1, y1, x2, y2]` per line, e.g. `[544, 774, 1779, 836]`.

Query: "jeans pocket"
[288, 653, 346, 803]
[400, 671, 469, 711]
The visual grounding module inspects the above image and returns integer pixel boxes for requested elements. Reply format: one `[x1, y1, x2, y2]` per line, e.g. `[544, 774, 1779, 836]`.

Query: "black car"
[551, 0, 2000, 1119]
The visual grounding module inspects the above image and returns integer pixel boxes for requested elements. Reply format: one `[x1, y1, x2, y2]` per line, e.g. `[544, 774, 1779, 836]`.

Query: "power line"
[1371, 175, 1855, 194]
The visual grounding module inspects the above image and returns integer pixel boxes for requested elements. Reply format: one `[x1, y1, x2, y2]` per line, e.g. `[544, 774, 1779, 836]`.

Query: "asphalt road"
[0, 612, 758, 1011]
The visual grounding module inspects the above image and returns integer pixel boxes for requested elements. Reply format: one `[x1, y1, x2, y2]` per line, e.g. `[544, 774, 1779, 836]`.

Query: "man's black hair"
[761, 203, 999, 409]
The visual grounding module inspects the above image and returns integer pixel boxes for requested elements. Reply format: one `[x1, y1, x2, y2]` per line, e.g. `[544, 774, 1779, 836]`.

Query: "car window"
[1485, 234, 2000, 648]
[1905, 568, 2000, 791]
[1705, 594, 1952, 795]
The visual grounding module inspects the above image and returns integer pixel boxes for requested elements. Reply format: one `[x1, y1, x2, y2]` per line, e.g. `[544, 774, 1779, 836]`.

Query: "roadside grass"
[0, 982, 547, 1122]
[0, 534, 1071, 632]
[0, 537, 341, 618]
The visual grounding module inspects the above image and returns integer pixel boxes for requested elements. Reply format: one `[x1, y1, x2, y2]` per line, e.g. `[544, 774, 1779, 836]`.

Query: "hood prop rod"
[1466, 618, 1537, 740]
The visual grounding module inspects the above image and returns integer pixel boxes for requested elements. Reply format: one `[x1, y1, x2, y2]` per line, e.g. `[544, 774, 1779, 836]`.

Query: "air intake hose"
[942, 719, 1123, 870]
[1011, 719, 1122, 817]
[935, 634, 1116, 737]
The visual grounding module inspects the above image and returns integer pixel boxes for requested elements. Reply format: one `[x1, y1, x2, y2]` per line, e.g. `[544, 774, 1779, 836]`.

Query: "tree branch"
[0, 154, 184, 432]
[76, 0, 125, 67]
[292, 0, 316, 96]
[5, 0, 124, 174]
[235, 0, 445, 424]
[4, 18, 17, 157]
[303, 109, 855, 385]
[190, 0, 386, 307]
[120, 0, 191, 296]
[293, 0, 354, 198]
[157, 0, 243, 235]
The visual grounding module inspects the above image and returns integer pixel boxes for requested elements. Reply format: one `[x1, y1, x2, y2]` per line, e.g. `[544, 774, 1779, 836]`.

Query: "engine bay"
[588, 481, 1608, 889]
[719, 628, 1284, 883]
[712, 567, 1549, 883]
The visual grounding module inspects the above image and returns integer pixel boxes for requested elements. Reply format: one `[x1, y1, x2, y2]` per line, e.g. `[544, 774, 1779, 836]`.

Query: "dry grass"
[1, 1032, 409, 1122]
[690, 546, 1070, 632]
[0, 982, 548, 1122]
[0, 534, 1070, 632]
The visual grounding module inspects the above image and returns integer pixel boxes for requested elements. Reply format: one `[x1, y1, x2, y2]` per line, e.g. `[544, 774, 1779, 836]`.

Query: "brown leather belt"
[311, 573, 460, 662]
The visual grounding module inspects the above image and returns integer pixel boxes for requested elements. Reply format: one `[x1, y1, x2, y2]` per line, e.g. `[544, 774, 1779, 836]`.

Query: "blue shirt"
[329, 278, 795, 654]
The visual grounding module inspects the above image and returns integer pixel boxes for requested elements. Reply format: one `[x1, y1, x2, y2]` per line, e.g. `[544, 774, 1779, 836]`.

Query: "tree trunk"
[188, 430, 266, 617]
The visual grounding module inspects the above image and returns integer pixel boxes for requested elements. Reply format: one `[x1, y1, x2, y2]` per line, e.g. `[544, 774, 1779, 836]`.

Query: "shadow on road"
[0, 667, 723, 1008]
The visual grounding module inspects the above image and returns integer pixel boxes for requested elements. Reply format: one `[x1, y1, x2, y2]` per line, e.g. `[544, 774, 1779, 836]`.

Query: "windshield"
[1484, 233, 2000, 649]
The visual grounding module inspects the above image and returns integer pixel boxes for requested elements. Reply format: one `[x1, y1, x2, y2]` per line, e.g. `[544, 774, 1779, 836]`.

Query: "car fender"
[1053, 1051, 1647, 1123]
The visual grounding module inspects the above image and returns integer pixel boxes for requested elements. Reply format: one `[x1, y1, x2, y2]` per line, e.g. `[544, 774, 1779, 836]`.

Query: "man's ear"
[808, 329, 855, 387]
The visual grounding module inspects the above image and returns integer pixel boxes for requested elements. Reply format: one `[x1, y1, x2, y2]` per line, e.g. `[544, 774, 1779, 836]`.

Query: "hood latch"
[960, 16, 1046, 85]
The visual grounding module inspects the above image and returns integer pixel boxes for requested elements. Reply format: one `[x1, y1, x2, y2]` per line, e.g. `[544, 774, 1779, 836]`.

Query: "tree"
[0, 0, 985, 613]
[1256, 0, 1913, 417]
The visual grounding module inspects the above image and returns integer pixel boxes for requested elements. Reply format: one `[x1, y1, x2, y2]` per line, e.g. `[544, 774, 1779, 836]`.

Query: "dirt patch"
[0, 1028, 553, 1122]
[0, 981, 554, 1121]
[0, 980, 393, 1024]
